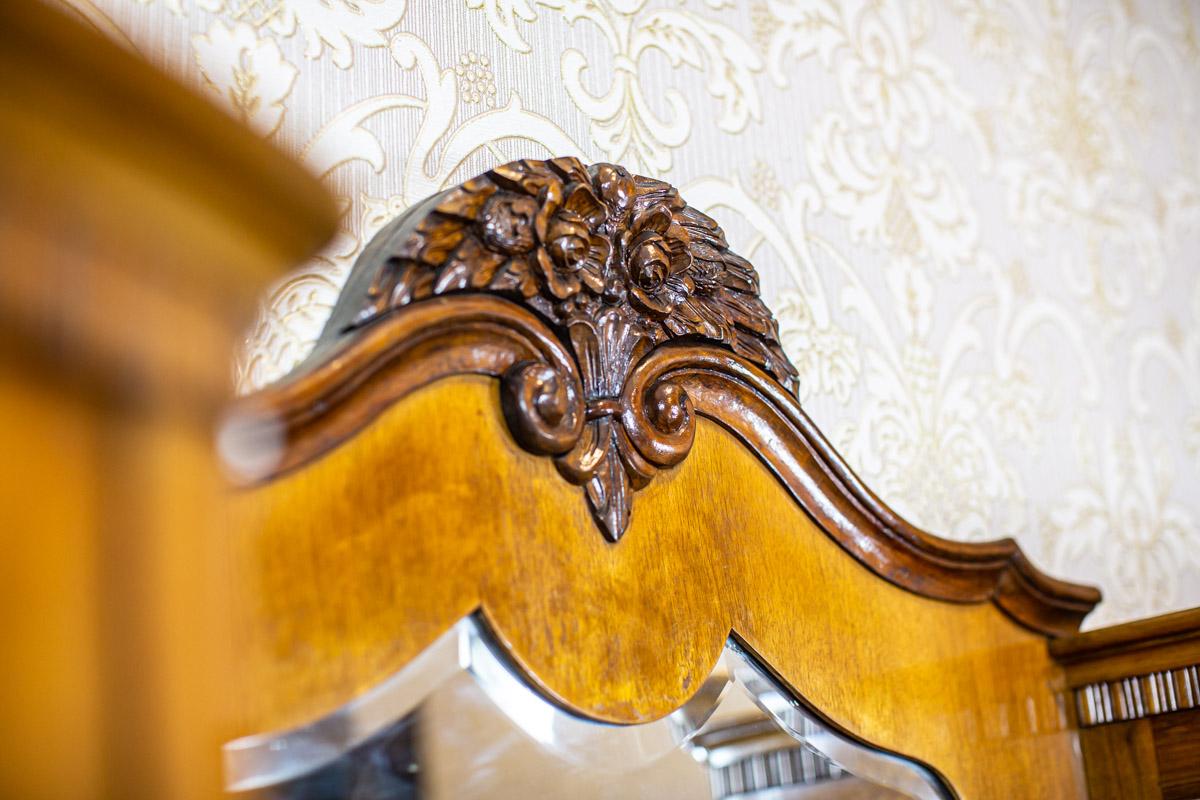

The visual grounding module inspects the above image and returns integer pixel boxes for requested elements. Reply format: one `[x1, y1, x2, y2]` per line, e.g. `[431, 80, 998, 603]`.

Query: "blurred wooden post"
[0, 4, 337, 797]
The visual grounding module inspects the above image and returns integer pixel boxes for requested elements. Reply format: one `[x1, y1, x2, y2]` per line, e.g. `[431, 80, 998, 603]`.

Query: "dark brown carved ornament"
[228, 157, 1100, 636]
[332, 157, 797, 540]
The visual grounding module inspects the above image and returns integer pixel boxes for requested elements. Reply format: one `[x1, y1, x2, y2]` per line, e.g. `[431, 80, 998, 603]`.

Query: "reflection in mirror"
[227, 619, 952, 800]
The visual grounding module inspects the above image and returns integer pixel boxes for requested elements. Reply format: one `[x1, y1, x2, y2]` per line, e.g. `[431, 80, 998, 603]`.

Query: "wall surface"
[63, 0, 1200, 628]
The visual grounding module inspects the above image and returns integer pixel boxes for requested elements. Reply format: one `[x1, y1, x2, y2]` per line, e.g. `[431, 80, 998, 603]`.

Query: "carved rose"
[467, 160, 706, 319]
[622, 204, 694, 319]
[537, 183, 610, 299]
[480, 194, 538, 254]
[477, 167, 611, 301]
[352, 157, 796, 392]
[591, 162, 636, 223]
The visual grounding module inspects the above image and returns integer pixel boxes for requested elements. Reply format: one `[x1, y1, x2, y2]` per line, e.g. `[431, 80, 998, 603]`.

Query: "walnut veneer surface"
[227, 377, 1089, 799]
[220, 158, 1108, 799]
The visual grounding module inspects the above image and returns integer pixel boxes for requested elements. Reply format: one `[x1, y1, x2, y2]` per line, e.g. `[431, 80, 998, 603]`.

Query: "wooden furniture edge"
[0, 0, 339, 280]
[1052, 609, 1200, 728]
[1052, 608, 1200, 665]
[221, 157, 1099, 638]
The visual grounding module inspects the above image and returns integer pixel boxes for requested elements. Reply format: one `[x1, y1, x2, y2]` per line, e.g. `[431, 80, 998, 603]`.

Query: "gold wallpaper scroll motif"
[65, 0, 1200, 627]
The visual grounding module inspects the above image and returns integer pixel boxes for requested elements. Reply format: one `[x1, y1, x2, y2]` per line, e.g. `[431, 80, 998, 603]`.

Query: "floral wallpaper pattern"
[61, 0, 1200, 627]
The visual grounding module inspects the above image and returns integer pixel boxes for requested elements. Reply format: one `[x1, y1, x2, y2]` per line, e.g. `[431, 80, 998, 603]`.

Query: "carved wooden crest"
[325, 157, 798, 540]
[226, 156, 1100, 638]
[219, 154, 1106, 800]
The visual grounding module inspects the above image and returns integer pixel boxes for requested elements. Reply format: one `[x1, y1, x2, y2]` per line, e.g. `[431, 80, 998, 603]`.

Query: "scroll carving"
[329, 157, 797, 540]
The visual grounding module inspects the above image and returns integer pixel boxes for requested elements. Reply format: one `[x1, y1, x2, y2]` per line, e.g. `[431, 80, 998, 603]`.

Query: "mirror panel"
[228, 619, 951, 800]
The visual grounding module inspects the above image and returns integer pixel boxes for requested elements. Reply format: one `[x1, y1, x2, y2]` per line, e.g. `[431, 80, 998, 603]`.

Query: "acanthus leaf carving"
[325, 157, 798, 540]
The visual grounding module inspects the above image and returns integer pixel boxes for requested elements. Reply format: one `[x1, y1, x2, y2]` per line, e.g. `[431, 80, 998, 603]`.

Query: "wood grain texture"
[1152, 709, 1200, 800]
[227, 295, 1099, 636]
[1078, 719, 1160, 800]
[1052, 608, 1200, 727]
[221, 159, 1102, 797]
[227, 158, 1099, 635]
[1052, 608, 1200, 683]
[325, 157, 797, 541]
[225, 377, 1089, 800]
[1076, 710, 1200, 800]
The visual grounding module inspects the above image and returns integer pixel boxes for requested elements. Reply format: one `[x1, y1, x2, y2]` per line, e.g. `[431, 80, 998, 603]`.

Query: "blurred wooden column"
[0, 4, 337, 798]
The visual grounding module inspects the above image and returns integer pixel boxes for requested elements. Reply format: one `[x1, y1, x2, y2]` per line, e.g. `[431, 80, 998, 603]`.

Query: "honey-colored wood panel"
[232, 159, 1098, 639]
[227, 377, 1087, 799]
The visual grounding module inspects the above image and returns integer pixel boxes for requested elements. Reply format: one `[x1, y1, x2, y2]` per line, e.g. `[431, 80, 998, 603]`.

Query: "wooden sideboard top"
[1052, 608, 1200, 666]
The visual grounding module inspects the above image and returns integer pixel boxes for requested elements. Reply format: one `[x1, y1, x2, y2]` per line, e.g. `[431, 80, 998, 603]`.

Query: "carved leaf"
[584, 422, 631, 542]
[632, 10, 763, 134]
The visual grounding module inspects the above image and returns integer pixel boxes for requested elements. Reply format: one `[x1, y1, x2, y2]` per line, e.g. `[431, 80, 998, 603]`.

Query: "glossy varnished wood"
[227, 377, 1088, 799]
[1153, 709, 1200, 800]
[1052, 608, 1200, 727]
[228, 295, 1099, 637]
[1077, 719, 1160, 800]
[222, 158, 1101, 798]
[228, 158, 1098, 638]
[1052, 608, 1200, 688]
[1076, 710, 1200, 800]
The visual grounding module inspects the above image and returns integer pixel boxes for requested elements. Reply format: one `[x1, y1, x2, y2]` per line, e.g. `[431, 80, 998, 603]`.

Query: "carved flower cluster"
[336, 158, 801, 541]
[344, 157, 798, 395]
[476, 159, 696, 326]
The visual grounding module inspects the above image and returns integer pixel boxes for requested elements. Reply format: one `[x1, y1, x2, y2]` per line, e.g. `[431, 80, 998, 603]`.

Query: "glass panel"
[227, 618, 952, 800]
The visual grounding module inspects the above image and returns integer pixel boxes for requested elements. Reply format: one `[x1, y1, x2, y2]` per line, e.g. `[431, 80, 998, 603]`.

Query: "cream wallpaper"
[64, 0, 1200, 627]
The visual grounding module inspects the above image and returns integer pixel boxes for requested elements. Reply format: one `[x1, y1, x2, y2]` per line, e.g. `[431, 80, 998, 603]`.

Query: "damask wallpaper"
[61, 0, 1200, 627]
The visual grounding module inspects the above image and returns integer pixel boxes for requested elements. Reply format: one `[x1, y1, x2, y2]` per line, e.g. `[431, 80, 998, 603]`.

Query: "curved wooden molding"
[223, 158, 1099, 636]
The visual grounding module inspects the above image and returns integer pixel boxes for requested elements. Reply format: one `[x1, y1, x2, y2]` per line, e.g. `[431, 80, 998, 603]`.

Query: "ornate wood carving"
[325, 157, 795, 540]
[225, 158, 1100, 636]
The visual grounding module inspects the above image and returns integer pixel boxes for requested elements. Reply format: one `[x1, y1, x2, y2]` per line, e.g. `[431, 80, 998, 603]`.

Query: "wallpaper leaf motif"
[805, 114, 979, 274]
[198, 0, 408, 68]
[478, 0, 762, 172]
[83, 0, 1200, 627]
[633, 9, 762, 133]
[193, 19, 298, 135]
[1046, 423, 1199, 624]
[468, 0, 539, 53]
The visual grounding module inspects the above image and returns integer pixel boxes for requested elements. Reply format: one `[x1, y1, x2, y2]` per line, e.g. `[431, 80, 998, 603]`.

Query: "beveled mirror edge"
[223, 614, 953, 799]
[223, 614, 730, 792]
